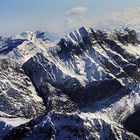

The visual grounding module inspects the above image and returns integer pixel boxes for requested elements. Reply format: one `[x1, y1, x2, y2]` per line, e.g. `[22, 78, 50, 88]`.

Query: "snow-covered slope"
[14, 30, 60, 42]
[0, 27, 140, 139]
[0, 31, 56, 118]
[0, 59, 45, 118]
[0, 31, 56, 63]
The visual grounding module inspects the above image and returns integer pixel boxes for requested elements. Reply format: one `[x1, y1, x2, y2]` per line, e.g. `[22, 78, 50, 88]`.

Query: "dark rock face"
[134, 58, 140, 68]
[35, 31, 50, 41]
[64, 79, 124, 105]
[0, 38, 26, 54]
[123, 64, 137, 78]
[124, 108, 140, 137]
[116, 29, 137, 45]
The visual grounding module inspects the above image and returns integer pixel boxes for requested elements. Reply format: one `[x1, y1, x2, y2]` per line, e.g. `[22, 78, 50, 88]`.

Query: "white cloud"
[63, 6, 140, 34]
[65, 7, 88, 16]
[64, 6, 91, 31]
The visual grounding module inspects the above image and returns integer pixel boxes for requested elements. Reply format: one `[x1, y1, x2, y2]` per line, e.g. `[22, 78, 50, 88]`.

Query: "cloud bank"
[64, 6, 140, 33]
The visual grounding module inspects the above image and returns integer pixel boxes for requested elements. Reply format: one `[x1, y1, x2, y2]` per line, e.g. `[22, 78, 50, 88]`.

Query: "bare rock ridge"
[0, 27, 140, 139]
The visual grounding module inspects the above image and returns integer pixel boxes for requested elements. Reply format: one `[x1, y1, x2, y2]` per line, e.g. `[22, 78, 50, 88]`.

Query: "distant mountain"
[15, 30, 61, 42]
[0, 27, 140, 140]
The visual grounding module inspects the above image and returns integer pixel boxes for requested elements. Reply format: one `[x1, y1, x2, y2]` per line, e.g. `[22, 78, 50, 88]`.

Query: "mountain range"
[0, 27, 140, 140]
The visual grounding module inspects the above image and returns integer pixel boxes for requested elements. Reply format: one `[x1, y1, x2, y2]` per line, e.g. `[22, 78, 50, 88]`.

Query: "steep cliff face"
[0, 27, 140, 139]
[23, 27, 140, 108]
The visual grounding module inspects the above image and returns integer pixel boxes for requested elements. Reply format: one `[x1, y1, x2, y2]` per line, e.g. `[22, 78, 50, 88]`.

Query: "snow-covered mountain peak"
[15, 31, 34, 40]
[15, 30, 60, 42]
[14, 31, 51, 42]
[64, 26, 93, 44]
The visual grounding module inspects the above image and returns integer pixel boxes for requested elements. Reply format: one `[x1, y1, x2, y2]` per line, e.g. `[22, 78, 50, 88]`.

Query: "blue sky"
[0, 0, 140, 36]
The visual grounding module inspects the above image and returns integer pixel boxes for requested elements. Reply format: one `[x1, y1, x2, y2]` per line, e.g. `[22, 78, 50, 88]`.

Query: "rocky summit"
[0, 27, 140, 140]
